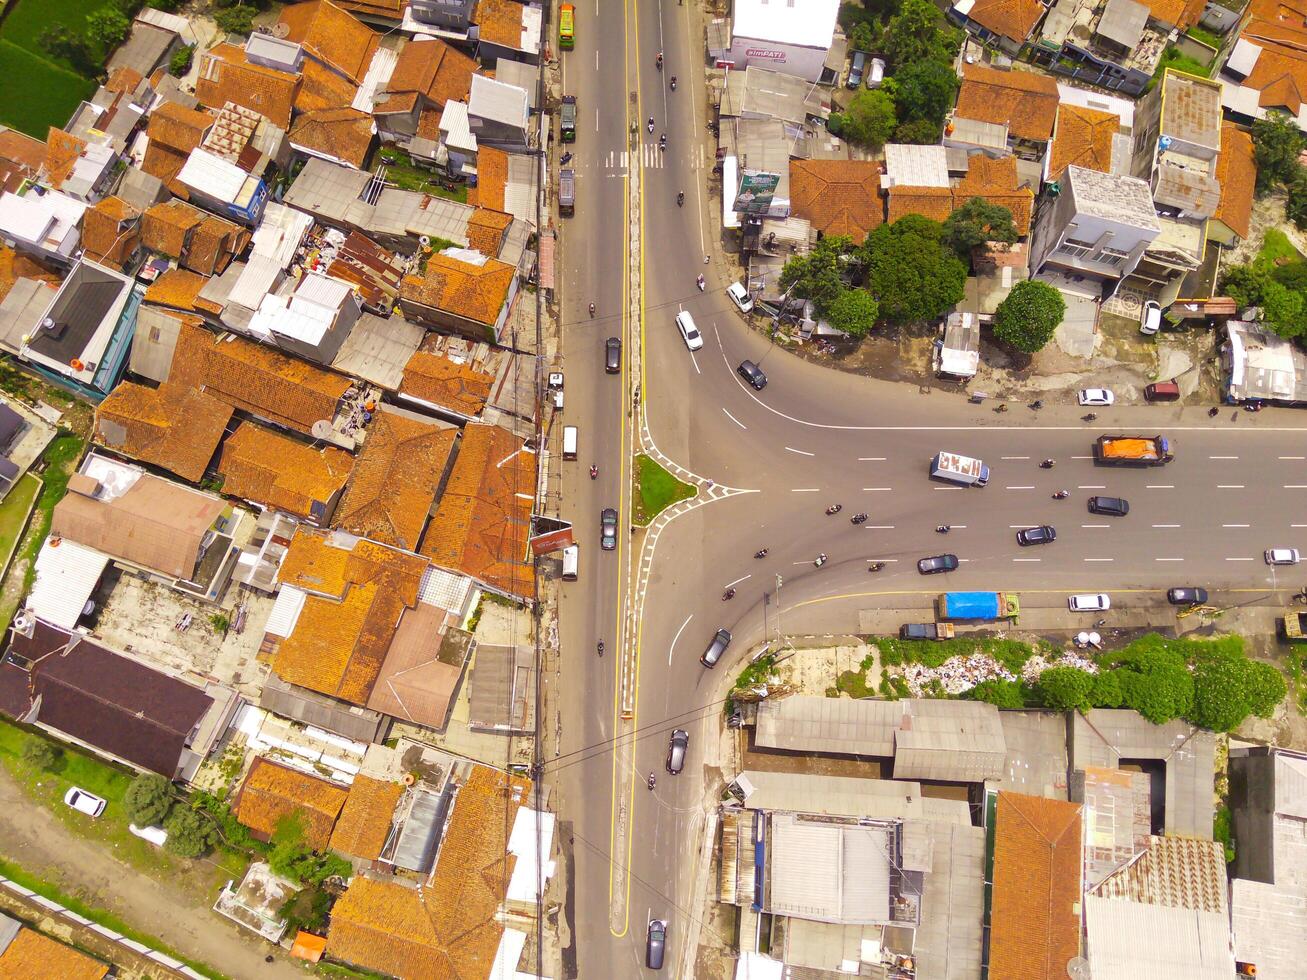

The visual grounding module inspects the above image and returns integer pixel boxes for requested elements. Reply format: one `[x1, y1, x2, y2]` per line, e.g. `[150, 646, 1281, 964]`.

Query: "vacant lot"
[0, 0, 101, 137]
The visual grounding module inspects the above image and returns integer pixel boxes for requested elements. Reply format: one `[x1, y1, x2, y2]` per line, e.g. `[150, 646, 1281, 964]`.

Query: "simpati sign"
[745, 47, 786, 60]
[732, 170, 780, 216]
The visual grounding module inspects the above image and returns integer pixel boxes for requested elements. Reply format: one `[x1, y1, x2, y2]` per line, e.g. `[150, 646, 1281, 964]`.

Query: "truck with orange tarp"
[1093, 435, 1172, 466]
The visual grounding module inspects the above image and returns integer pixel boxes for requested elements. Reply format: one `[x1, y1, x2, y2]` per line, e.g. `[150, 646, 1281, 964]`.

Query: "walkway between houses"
[0, 766, 307, 980]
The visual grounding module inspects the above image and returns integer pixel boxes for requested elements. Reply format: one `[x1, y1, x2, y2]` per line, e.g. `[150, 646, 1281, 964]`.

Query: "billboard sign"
[733, 170, 780, 215]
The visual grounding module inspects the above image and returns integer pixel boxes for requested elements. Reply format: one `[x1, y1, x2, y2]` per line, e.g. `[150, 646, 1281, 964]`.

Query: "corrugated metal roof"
[330, 312, 423, 391]
[26, 539, 109, 631]
[767, 813, 891, 924]
[264, 585, 307, 638]
[913, 821, 986, 980]
[755, 695, 902, 756]
[228, 255, 286, 310]
[892, 699, 1006, 782]
[177, 148, 250, 204]
[1231, 878, 1307, 980]
[252, 202, 313, 266]
[393, 786, 447, 872]
[1084, 896, 1234, 980]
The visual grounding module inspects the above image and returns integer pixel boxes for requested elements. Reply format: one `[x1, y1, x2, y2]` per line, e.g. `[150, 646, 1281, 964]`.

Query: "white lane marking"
[1285, 485, 1307, 489]
[858, 457, 886, 461]
[958, 558, 971, 562]
[863, 487, 892, 491]
[1071, 455, 1092, 459]
[791, 488, 820, 492]
[1152, 524, 1181, 528]
[1155, 557, 1184, 562]
[1078, 485, 1106, 489]
[1084, 557, 1114, 562]
[1210, 455, 1239, 460]
[866, 558, 899, 562]
[1009, 525, 1036, 528]
[724, 573, 751, 588]
[1226, 557, 1254, 561]
[1217, 485, 1245, 489]
[722, 408, 746, 429]
[1082, 524, 1110, 528]
[668, 613, 693, 665]
[1013, 558, 1041, 562]
[1146, 485, 1174, 489]
[690, 351, 701, 375]
[1000, 456, 1029, 460]
[867, 525, 894, 529]
[1281, 456, 1306, 460]
[1006, 485, 1035, 490]
[951, 524, 968, 529]
[933, 486, 963, 491]
[1292, 524, 1307, 528]
[785, 446, 814, 456]
[1223, 524, 1250, 528]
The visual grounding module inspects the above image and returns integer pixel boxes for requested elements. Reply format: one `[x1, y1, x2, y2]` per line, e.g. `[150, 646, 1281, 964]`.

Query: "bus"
[560, 3, 575, 50]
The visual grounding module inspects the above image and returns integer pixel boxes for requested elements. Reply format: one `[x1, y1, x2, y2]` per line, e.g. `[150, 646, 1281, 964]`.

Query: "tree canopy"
[863, 216, 966, 323]
[992, 280, 1066, 353]
[840, 90, 897, 150]
[825, 289, 879, 337]
[942, 198, 1019, 259]
[1252, 111, 1306, 194]
[124, 773, 174, 828]
[892, 58, 958, 126]
[882, 0, 960, 69]
[778, 235, 851, 313]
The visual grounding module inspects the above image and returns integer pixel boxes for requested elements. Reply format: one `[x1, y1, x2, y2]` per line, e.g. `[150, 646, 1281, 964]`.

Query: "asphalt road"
[552, 4, 1307, 977]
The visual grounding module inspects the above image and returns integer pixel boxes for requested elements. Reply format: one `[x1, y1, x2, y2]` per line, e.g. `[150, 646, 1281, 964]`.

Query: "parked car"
[1068, 593, 1110, 612]
[1266, 548, 1301, 565]
[726, 281, 753, 313]
[1078, 388, 1115, 406]
[647, 919, 667, 970]
[737, 360, 767, 389]
[1167, 587, 1208, 605]
[899, 623, 955, 640]
[1144, 380, 1181, 402]
[129, 823, 168, 846]
[917, 553, 959, 574]
[64, 787, 106, 818]
[701, 628, 731, 668]
[600, 507, 617, 551]
[666, 729, 689, 774]
[605, 337, 621, 373]
[847, 51, 866, 88]
[1016, 525, 1057, 546]
[1140, 300, 1162, 335]
[1087, 496, 1130, 517]
[675, 310, 703, 351]
[866, 57, 885, 88]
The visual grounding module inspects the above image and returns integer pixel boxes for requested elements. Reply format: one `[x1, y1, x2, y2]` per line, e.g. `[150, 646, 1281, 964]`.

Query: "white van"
[562, 544, 579, 581]
[562, 425, 578, 460]
[675, 310, 703, 351]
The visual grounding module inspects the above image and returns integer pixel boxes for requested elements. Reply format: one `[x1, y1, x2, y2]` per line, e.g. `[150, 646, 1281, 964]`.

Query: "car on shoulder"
[605, 337, 621, 373]
[64, 787, 106, 818]
[1167, 587, 1208, 605]
[1087, 496, 1129, 517]
[1016, 525, 1057, 546]
[1068, 593, 1110, 612]
[600, 508, 618, 551]
[726, 281, 753, 313]
[737, 360, 767, 390]
[899, 623, 952, 640]
[701, 628, 731, 668]
[666, 729, 689, 774]
[1078, 388, 1115, 406]
[1266, 548, 1301, 565]
[917, 553, 959, 574]
[647, 918, 667, 970]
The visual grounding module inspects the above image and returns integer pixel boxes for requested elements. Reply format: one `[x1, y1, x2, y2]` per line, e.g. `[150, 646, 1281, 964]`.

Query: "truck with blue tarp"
[936, 591, 1019, 620]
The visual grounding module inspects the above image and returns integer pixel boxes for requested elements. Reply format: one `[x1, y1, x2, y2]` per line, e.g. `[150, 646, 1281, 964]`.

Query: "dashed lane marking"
[785, 446, 814, 456]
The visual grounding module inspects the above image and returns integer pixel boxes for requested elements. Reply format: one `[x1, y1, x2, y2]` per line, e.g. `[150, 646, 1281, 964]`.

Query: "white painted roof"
[228, 254, 285, 310]
[507, 808, 556, 902]
[0, 192, 56, 245]
[26, 538, 110, 631]
[732, 0, 840, 49]
[177, 147, 251, 204]
[1227, 37, 1262, 77]
[264, 585, 306, 637]
[251, 201, 313, 266]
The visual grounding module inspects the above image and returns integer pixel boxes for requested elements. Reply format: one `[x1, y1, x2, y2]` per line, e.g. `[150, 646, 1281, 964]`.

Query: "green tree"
[1190, 643, 1286, 731]
[1260, 279, 1307, 339]
[893, 58, 958, 124]
[849, 21, 875, 53]
[124, 773, 174, 828]
[992, 280, 1066, 353]
[779, 235, 852, 313]
[893, 118, 942, 144]
[841, 89, 897, 149]
[1112, 647, 1195, 724]
[148, 0, 182, 9]
[1288, 168, 1307, 230]
[164, 806, 217, 858]
[1037, 666, 1095, 713]
[1220, 264, 1265, 307]
[964, 679, 1026, 708]
[824, 289, 879, 337]
[882, 0, 959, 69]
[942, 198, 1019, 259]
[86, 6, 131, 49]
[1251, 111, 1306, 193]
[862, 215, 966, 323]
[21, 737, 59, 771]
[214, 5, 256, 34]
[169, 44, 194, 76]
[1089, 669, 1124, 708]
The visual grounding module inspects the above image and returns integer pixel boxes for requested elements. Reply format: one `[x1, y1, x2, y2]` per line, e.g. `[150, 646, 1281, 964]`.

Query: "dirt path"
[0, 766, 307, 980]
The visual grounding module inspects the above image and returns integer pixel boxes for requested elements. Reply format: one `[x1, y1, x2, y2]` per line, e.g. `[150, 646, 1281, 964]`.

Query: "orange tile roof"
[400, 350, 494, 417]
[1213, 123, 1255, 241]
[42, 128, 87, 191]
[327, 767, 531, 978]
[148, 101, 213, 153]
[467, 146, 508, 210]
[1048, 105, 1119, 180]
[334, 0, 404, 15]
[789, 159, 884, 243]
[373, 89, 421, 117]
[278, 0, 380, 83]
[401, 253, 515, 327]
[141, 199, 203, 259]
[419, 422, 536, 598]
[384, 37, 476, 108]
[105, 66, 145, 95]
[955, 65, 1060, 144]
[272, 530, 427, 703]
[217, 422, 353, 519]
[475, 0, 529, 50]
[952, 154, 1034, 235]
[0, 129, 46, 194]
[196, 43, 299, 129]
[989, 791, 1083, 980]
[886, 185, 955, 225]
[1142, 0, 1205, 29]
[140, 142, 192, 198]
[143, 269, 208, 311]
[415, 104, 445, 141]
[0, 928, 108, 980]
[186, 213, 248, 277]
[233, 756, 348, 850]
[0, 246, 60, 304]
[167, 320, 353, 433]
[465, 208, 513, 256]
[96, 381, 234, 482]
[81, 195, 142, 270]
[295, 57, 362, 116]
[965, 0, 1046, 41]
[333, 408, 457, 550]
[289, 108, 375, 169]
[1244, 44, 1307, 114]
[329, 775, 403, 860]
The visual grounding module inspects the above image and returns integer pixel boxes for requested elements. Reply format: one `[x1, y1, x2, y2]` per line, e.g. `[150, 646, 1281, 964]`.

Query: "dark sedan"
[605, 337, 621, 373]
[647, 919, 667, 970]
[917, 553, 959, 574]
[1016, 525, 1057, 546]
[737, 359, 767, 389]
[600, 507, 617, 551]
[1167, 587, 1209, 605]
[666, 729, 689, 774]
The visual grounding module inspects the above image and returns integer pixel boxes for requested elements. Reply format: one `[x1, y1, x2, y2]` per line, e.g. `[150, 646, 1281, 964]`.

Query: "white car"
[1077, 388, 1115, 407]
[726, 281, 753, 314]
[1266, 548, 1301, 565]
[64, 787, 106, 817]
[675, 310, 703, 351]
[1068, 593, 1111, 612]
[1140, 300, 1162, 335]
[129, 823, 169, 846]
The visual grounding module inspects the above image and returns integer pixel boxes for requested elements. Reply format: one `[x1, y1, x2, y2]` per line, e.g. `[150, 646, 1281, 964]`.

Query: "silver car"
[666, 729, 689, 774]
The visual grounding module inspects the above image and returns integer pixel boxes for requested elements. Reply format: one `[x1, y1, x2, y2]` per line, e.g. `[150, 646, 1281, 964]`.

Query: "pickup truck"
[899, 623, 956, 640]
[1094, 435, 1172, 466]
[561, 95, 576, 142]
[936, 591, 1019, 621]
[559, 169, 575, 216]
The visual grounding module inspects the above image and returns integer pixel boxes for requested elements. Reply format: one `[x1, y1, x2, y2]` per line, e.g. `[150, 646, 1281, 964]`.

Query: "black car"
[646, 919, 667, 970]
[600, 507, 618, 551]
[1167, 587, 1209, 605]
[605, 337, 621, 374]
[701, 628, 731, 668]
[737, 359, 767, 389]
[900, 623, 942, 640]
[917, 553, 959, 574]
[666, 729, 689, 773]
[1088, 496, 1130, 517]
[1016, 525, 1057, 546]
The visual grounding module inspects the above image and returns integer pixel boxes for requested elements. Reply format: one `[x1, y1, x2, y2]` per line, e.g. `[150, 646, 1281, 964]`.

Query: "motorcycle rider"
[670, 75, 677, 90]
[589, 464, 598, 479]
[677, 191, 684, 207]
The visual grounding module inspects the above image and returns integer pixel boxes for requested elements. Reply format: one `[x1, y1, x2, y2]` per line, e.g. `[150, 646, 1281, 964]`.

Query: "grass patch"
[873, 634, 1042, 673]
[376, 148, 469, 202]
[1152, 47, 1212, 83]
[1214, 803, 1236, 862]
[1254, 228, 1304, 273]
[21, 432, 84, 576]
[835, 667, 875, 698]
[0, 40, 96, 138]
[0, 473, 40, 572]
[632, 454, 696, 525]
[0, 0, 106, 66]
[1185, 25, 1221, 49]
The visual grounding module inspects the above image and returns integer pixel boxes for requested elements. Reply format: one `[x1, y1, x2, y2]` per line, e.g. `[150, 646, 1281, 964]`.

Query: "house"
[323, 231, 405, 312]
[887, 155, 1035, 236]
[1209, 122, 1256, 246]
[1046, 103, 1130, 180]
[334, 0, 405, 24]
[950, 0, 1048, 55]
[1220, 0, 1307, 127]
[987, 792, 1083, 979]
[467, 75, 530, 151]
[720, 0, 840, 80]
[1221, 319, 1307, 404]
[399, 249, 517, 342]
[419, 422, 536, 599]
[216, 421, 354, 522]
[141, 199, 250, 276]
[953, 65, 1061, 158]
[0, 128, 45, 195]
[245, 272, 363, 364]
[276, 0, 381, 85]
[719, 66, 830, 131]
[41, 128, 117, 203]
[106, 8, 187, 78]
[371, 37, 477, 153]
[0, 918, 109, 980]
[332, 405, 457, 551]
[407, 0, 476, 35]
[95, 380, 234, 482]
[141, 102, 215, 197]
[936, 310, 981, 379]
[399, 347, 496, 421]
[80, 196, 144, 272]
[329, 775, 405, 862]
[0, 187, 86, 263]
[0, 619, 235, 780]
[1084, 895, 1233, 979]
[472, 0, 543, 65]
[65, 74, 153, 155]
[326, 767, 533, 977]
[1034, 0, 1170, 97]
[1029, 165, 1162, 299]
[200, 101, 288, 177]
[331, 311, 424, 390]
[197, 44, 301, 130]
[788, 160, 883, 244]
[51, 452, 246, 602]
[176, 147, 269, 225]
[0, 399, 43, 502]
[289, 108, 375, 170]
[233, 756, 349, 849]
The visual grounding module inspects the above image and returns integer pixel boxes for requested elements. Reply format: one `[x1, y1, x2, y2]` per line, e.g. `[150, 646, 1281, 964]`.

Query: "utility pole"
[774, 573, 783, 648]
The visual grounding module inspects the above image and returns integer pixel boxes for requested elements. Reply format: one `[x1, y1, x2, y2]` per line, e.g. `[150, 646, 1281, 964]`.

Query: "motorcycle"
[1030, 400, 1043, 410]
[588, 303, 595, 318]
[850, 513, 868, 525]
[1039, 459, 1055, 469]
[656, 52, 663, 71]
[868, 562, 885, 573]
[647, 117, 654, 134]
[648, 772, 656, 790]
[814, 554, 827, 567]
[677, 191, 684, 207]
[825, 504, 842, 515]
[936, 525, 951, 534]
[696, 275, 705, 291]
[590, 464, 598, 480]
[670, 75, 677, 91]
[1208, 406, 1220, 417]
[1053, 490, 1070, 500]
[1081, 413, 1097, 422]
[754, 549, 769, 559]
[722, 588, 736, 601]
[659, 134, 667, 151]
[560, 151, 573, 165]
[597, 641, 604, 657]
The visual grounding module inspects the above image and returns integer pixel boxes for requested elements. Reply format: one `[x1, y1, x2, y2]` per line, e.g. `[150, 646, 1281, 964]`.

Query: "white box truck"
[930, 451, 989, 487]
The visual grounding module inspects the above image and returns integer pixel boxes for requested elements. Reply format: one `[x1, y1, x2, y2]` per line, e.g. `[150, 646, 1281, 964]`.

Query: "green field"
[0, 473, 39, 575]
[0, 0, 102, 138]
